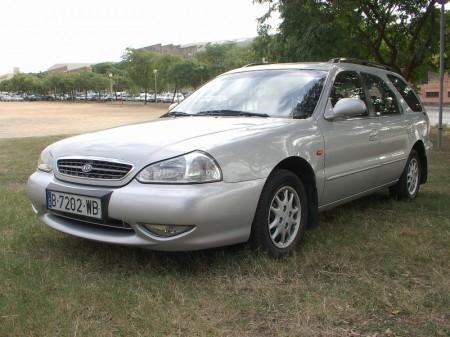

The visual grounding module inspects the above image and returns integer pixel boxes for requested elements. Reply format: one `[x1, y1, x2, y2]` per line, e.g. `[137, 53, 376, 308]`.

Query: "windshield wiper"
[195, 110, 270, 118]
[161, 111, 193, 118]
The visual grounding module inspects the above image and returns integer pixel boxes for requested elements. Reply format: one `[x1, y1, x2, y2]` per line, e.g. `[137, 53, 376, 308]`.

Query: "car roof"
[224, 62, 334, 75]
[225, 62, 402, 79]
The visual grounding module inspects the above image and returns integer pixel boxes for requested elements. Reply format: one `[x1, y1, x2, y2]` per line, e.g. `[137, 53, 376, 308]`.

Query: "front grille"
[57, 158, 133, 180]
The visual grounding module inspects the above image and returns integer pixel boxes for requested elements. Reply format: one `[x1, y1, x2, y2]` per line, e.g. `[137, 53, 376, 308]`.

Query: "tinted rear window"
[387, 74, 423, 112]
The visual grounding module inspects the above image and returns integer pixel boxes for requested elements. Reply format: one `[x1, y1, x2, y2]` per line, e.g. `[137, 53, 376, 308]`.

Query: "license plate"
[46, 191, 102, 219]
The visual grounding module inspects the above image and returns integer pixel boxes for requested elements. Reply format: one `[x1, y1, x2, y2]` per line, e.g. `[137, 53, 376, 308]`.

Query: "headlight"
[136, 151, 222, 184]
[37, 148, 54, 172]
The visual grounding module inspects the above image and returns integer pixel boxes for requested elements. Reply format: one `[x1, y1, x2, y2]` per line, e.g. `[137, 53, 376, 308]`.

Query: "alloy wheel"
[407, 157, 419, 196]
[267, 186, 301, 249]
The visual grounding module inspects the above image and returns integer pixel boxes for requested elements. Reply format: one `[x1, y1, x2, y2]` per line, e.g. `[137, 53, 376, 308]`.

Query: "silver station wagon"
[27, 59, 431, 257]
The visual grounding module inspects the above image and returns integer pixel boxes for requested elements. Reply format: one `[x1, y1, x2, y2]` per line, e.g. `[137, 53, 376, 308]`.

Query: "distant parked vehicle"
[161, 94, 173, 103]
[101, 94, 113, 101]
[42, 95, 55, 101]
[0, 95, 10, 101]
[10, 95, 24, 102]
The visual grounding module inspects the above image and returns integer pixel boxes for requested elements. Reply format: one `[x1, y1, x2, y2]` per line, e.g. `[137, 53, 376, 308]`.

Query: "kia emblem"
[81, 163, 93, 173]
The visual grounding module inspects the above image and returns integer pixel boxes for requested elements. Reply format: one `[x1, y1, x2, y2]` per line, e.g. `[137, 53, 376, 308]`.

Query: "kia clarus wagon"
[27, 59, 431, 257]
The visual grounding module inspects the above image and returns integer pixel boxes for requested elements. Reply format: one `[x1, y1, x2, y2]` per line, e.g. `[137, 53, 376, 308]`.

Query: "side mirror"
[168, 102, 178, 111]
[325, 98, 367, 120]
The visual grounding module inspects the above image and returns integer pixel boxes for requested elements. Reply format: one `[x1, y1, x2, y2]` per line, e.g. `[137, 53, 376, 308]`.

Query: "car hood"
[50, 116, 290, 167]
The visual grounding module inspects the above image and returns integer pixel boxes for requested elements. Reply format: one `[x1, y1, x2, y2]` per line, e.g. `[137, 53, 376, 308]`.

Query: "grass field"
[0, 133, 449, 337]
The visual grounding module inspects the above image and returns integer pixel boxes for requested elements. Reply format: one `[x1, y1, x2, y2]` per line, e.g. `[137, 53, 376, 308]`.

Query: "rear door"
[320, 70, 383, 205]
[361, 72, 410, 185]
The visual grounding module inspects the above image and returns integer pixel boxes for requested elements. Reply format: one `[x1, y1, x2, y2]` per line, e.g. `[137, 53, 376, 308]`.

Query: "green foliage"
[196, 43, 256, 79]
[167, 58, 203, 91]
[3, 73, 47, 94]
[44, 72, 65, 94]
[92, 61, 131, 93]
[122, 48, 160, 92]
[92, 62, 118, 75]
[255, 0, 444, 82]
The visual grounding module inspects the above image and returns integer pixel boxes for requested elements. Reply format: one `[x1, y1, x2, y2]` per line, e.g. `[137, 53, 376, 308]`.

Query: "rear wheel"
[389, 150, 421, 200]
[251, 169, 308, 257]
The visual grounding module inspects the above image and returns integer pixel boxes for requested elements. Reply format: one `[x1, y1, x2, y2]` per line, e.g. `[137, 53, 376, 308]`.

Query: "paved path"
[424, 106, 450, 125]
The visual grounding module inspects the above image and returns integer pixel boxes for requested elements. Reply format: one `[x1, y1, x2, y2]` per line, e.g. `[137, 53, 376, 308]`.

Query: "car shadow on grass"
[26, 189, 434, 277]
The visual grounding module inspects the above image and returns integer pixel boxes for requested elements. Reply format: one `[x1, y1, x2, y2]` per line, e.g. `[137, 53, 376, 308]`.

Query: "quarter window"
[362, 73, 400, 116]
[387, 74, 423, 112]
[330, 71, 366, 114]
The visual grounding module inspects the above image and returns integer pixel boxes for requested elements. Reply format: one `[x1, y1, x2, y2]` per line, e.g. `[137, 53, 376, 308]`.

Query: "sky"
[0, 0, 280, 75]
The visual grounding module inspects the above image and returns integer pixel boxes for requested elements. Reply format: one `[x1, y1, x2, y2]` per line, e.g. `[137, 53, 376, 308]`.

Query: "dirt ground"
[0, 102, 169, 138]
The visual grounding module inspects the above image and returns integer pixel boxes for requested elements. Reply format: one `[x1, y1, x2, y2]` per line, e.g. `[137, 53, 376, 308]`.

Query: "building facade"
[47, 63, 93, 73]
[141, 38, 254, 58]
[418, 72, 450, 105]
[142, 44, 200, 58]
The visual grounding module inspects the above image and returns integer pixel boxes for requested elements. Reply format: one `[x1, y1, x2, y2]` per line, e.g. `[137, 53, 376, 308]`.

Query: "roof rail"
[328, 58, 396, 72]
[242, 62, 271, 68]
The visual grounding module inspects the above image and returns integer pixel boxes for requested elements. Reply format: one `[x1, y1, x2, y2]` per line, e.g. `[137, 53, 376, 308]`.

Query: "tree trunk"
[144, 90, 147, 105]
[172, 85, 178, 103]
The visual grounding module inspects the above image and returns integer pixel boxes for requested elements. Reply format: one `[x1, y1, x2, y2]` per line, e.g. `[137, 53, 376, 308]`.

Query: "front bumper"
[27, 171, 265, 251]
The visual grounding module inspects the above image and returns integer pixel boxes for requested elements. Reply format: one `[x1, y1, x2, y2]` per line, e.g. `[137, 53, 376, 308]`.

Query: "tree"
[223, 44, 255, 70]
[0, 79, 11, 92]
[156, 53, 183, 93]
[255, 0, 443, 81]
[92, 61, 131, 98]
[167, 59, 203, 101]
[111, 73, 131, 99]
[73, 72, 92, 99]
[92, 62, 117, 75]
[44, 72, 66, 97]
[196, 43, 256, 80]
[8, 73, 44, 94]
[122, 48, 159, 104]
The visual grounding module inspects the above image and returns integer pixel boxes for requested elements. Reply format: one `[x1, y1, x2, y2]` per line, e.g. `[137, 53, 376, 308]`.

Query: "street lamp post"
[438, 0, 446, 150]
[153, 69, 158, 103]
[108, 73, 113, 103]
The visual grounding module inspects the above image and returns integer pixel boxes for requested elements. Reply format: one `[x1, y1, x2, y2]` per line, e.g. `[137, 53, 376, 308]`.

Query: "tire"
[251, 169, 308, 258]
[389, 149, 421, 200]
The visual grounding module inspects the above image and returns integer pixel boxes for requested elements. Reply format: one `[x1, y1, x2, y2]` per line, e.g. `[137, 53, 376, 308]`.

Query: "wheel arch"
[412, 140, 427, 184]
[271, 156, 319, 228]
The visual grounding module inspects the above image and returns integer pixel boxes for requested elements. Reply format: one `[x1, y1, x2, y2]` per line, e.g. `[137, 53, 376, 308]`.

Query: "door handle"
[369, 131, 378, 141]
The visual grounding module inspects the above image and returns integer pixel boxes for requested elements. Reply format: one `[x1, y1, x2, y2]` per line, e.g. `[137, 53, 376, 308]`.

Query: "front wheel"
[250, 169, 308, 258]
[389, 150, 421, 200]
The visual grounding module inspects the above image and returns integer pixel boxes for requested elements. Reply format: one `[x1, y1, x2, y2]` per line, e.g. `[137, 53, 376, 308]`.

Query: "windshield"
[169, 69, 327, 118]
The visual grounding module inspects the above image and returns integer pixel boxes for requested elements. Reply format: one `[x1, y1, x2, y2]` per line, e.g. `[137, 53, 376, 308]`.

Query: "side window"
[362, 73, 400, 116]
[330, 71, 366, 113]
[387, 74, 423, 112]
